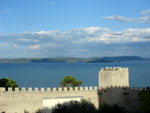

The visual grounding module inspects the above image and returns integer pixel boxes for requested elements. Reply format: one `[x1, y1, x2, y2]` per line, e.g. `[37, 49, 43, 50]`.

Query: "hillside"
[0, 56, 149, 63]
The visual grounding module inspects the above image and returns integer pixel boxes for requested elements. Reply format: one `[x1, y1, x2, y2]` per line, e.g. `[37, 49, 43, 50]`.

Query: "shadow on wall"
[98, 86, 141, 110]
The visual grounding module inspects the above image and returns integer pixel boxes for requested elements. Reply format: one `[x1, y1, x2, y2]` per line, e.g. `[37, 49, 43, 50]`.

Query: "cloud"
[103, 16, 150, 23]
[13, 44, 18, 48]
[72, 28, 150, 44]
[103, 16, 131, 22]
[0, 10, 9, 14]
[50, 2, 55, 6]
[29, 44, 40, 50]
[142, 9, 150, 15]
[0, 27, 150, 57]
[18, 38, 39, 42]
[103, 10, 150, 23]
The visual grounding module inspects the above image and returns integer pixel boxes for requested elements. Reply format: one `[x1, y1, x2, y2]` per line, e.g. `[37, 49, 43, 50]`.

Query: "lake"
[0, 61, 150, 88]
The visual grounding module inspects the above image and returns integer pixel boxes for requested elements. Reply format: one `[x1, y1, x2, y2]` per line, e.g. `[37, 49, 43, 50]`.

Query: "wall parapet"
[99, 86, 150, 91]
[0, 86, 98, 92]
[0, 86, 149, 93]
[100, 67, 128, 71]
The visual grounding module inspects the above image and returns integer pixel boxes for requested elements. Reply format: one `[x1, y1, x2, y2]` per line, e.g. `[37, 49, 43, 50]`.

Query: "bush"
[52, 99, 97, 113]
[98, 103, 126, 113]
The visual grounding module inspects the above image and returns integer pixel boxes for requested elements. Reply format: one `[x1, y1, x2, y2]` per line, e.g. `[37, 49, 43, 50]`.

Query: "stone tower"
[99, 67, 129, 89]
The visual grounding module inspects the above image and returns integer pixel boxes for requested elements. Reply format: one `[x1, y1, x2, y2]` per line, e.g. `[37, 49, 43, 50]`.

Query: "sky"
[0, 0, 150, 58]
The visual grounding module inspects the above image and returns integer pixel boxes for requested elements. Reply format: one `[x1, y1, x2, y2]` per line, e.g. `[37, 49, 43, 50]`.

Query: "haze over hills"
[0, 56, 149, 63]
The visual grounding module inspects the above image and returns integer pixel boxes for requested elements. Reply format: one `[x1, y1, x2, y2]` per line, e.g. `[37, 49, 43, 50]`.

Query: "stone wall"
[98, 87, 147, 110]
[0, 86, 149, 113]
[0, 86, 98, 113]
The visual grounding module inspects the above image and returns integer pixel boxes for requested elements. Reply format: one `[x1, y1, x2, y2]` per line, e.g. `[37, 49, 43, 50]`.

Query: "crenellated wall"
[0, 86, 99, 113]
[0, 86, 149, 113]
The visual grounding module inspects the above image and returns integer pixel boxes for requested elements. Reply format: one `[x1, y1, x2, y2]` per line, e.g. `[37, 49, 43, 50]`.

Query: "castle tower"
[99, 67, 129, 89]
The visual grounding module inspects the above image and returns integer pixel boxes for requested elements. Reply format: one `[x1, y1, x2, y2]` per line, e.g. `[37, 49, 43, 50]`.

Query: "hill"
[0, 56, 149, 63]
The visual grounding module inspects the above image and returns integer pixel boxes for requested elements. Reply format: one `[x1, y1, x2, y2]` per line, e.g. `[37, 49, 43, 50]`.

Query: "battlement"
[100, 67, 128, 71]
[0, 86, 98, 92]
[99, 67, 129, 88]
[99, 86, 150, 91]
[0, 86, 149, 92]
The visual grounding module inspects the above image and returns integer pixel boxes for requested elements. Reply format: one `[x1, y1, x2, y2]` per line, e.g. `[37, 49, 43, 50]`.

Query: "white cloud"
[17, 38, 39, 42]
[103, 15, 150, 23]
[103, 16, 131, 22]
[1, 27, 150, 44]
[142, 9, 150, 15]
[46, 43, 62, 48]
[29, 44, 40, 50]
[13, 44, 18, 48]
[103, 10, 150, 23]
[72, 27, 150, 44]
[0, 27, 150, 57]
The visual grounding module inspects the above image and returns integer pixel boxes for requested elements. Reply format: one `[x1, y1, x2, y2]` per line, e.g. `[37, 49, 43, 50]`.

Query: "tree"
[59, 75, 82, 87]
[0, 78, 18, 90]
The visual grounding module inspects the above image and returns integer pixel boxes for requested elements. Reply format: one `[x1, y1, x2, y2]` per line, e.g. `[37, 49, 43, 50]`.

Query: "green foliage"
[98, 103, 126, 113]
[52, 99, 97, 113]
[59, 75, 82, 87]
[35, 109, 43, 113]
[0, 78, 18, 90]
[139, 87, 150, 111]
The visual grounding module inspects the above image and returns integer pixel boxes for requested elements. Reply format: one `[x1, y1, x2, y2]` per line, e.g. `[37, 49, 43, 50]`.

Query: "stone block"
[47, 88, 51, 92]
[94, 86, 98, 90]
[41, 88, 45, 92]
[89, 86, 93, 91]
[0, 87, 5, 91]
[69, 87, 73, 91]
[64, 87, 68, 91]
[8, 87, 12, 91]
[34, 88, 39, 92]
[53, 88, 57, 92]
[28, 87, 32, 91]
[21, 87, 26, 92]
[80, 87, 83, 91]
[75, 87, 78, 91]
[84, 87, 88, 91]
[58, 87, 62, 92]
[15, 87, 19, 91]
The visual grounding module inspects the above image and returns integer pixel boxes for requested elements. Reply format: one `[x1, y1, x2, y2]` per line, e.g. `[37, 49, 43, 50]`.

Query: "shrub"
[52, 99, 97, 113]
[98, 103, 126, 113]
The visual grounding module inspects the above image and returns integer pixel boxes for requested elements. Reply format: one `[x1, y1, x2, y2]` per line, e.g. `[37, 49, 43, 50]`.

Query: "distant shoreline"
[0, 56, 149, 63]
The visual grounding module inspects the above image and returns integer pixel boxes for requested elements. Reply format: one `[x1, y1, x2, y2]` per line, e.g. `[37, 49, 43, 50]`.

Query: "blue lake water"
[0, 61, 150, 88]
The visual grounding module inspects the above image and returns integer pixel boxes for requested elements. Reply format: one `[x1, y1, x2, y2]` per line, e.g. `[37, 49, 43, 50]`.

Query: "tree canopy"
[0, 78, 18, 90]
[59, 75, 82, 87]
